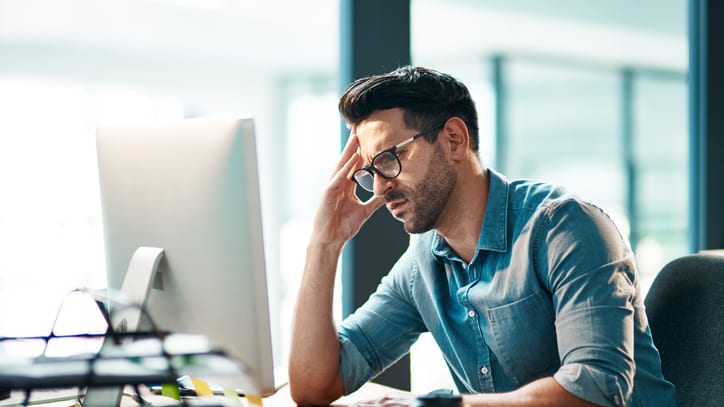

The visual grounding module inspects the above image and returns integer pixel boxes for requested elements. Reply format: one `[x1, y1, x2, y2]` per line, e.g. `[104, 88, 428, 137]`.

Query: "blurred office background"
[0, 0, 690, 393]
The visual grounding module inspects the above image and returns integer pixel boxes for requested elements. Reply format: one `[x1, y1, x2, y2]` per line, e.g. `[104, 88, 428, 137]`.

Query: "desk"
[1, 382, 406, 406]
[265, 382, 408, 406]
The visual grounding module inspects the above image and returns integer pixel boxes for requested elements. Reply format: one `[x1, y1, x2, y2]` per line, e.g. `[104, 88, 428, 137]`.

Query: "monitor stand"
[83, 247, 165, 407]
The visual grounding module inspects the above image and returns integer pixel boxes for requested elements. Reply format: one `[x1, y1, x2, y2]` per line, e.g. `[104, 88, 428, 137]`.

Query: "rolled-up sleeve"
[338, 332, 374, 394]
[536, 199, 638, 407]
[555, 363, 630, 407]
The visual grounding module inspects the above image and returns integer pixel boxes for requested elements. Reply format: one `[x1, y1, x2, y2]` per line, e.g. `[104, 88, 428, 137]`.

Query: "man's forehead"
[355, 110, 408, 155]
[356, 122, 394, 159]
[356, 119, 390, 141]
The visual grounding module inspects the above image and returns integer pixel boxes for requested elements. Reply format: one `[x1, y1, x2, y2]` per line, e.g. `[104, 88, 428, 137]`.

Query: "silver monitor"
[95, 117, 274, 399]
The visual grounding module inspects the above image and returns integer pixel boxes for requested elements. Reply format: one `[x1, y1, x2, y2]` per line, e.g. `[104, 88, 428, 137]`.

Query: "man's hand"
[311, 130, 385, 249]
[350, 392, 418, 407]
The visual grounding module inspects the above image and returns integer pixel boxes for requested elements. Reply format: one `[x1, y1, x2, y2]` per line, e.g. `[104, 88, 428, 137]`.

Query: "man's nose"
[372, 175, 394, 197]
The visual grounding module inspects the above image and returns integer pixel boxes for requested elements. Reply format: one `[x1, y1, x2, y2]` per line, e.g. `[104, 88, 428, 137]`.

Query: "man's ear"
[441, 117, 470, 161]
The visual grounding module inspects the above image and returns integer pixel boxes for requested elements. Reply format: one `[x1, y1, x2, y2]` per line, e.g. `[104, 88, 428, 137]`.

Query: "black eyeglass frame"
[351, 121, 446, 192]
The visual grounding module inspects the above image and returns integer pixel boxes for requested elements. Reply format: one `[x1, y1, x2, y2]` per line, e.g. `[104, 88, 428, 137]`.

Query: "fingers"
[329, 129, 363, 190]
[350, 393, 416, 407]
[363, 193, 385, 213]
[331, 150, 360, 188]
[333, 129, 360, 174]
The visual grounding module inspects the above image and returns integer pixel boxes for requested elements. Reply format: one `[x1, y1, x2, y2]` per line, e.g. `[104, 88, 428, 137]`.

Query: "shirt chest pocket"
[485, 291, 559, 385]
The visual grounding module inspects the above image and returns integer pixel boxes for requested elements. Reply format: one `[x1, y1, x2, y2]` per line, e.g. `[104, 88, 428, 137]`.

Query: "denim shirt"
[337, 169, 677, 407]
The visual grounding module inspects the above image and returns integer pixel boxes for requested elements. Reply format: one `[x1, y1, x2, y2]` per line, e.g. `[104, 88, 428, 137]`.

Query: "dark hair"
[338, 66, 479, 151]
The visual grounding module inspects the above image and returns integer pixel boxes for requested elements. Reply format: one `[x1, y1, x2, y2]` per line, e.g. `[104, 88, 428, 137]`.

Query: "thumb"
[362, 194, 385, 216]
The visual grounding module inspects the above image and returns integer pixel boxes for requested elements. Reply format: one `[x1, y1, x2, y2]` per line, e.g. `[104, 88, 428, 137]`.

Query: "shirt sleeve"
[336, 249, 427, 394]
[535, 198, 638, 407]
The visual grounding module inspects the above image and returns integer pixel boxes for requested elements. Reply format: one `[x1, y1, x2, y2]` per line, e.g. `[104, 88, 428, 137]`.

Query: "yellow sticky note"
[246, 394, 263, 406]
[191, 377, 214, 397]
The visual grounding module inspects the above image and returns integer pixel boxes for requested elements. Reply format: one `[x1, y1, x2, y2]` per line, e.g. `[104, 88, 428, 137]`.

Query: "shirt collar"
[431, 168, 510, 260]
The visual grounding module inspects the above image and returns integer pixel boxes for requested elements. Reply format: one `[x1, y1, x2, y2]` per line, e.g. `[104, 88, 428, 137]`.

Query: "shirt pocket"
[486, 291, 559, 385]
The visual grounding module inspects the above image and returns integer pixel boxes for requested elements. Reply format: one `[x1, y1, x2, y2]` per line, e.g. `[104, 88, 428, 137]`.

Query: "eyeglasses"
[352, 122, 445, 192]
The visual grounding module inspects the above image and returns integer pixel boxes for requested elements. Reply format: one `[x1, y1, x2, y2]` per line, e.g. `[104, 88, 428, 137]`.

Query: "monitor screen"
[95, 117, 274, 396]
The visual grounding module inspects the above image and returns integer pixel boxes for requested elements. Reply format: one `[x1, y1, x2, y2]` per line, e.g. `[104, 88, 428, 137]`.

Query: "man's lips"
[386, 199, 407, 216]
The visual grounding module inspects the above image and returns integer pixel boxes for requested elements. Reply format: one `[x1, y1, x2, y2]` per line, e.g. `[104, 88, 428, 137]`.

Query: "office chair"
[644, 253, 724, 407]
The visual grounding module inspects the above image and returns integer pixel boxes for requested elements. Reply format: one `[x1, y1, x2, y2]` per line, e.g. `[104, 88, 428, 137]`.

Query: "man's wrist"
[307, 236, 345, 256]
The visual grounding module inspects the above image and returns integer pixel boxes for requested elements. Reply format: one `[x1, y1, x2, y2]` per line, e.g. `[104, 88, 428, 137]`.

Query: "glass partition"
[411, 0, 687, 394]
[0, 0, 339, 370]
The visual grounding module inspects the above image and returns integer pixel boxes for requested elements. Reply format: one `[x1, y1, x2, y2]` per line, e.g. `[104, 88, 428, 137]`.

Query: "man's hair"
[338, 66, 480, 151]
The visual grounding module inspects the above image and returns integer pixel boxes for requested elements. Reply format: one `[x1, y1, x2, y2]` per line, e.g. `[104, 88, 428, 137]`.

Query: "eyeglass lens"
[353, 171, 374, 192]
[372, 152, 400, 176]
[353, 151, 401, 192]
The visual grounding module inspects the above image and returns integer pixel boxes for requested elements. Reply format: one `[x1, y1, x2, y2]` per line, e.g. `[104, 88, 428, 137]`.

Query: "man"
[289, 66, 676, 406]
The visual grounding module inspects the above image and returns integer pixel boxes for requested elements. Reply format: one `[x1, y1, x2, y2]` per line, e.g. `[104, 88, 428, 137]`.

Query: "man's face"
[355, 109, 456, 234]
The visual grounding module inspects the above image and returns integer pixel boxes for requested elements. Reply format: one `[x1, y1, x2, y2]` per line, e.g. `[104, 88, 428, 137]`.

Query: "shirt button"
[480, 366, 489, 375]
[467, 309, 476, 318]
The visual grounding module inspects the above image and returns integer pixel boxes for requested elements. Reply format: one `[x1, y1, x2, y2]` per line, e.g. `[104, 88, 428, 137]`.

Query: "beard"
[385, 144, 456, 234]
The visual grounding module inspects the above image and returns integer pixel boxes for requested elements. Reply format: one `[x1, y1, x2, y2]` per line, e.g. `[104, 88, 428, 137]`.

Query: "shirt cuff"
[554, 363, 629, 407]
[338, 334, 374, 394]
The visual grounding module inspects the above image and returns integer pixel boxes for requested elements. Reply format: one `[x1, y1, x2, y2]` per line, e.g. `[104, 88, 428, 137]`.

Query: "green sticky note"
[223, 387, 244, 405]
[161, 383, 181, 400]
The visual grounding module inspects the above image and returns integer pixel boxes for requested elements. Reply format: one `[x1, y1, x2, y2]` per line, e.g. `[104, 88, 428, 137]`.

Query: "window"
[0, 1, 339, 371]
[411, 0, 687, 393]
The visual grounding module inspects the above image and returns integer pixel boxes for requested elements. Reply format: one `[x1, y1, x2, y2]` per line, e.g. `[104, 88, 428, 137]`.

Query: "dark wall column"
[339, 0, 412, 391]
[690, 0, 724, 251]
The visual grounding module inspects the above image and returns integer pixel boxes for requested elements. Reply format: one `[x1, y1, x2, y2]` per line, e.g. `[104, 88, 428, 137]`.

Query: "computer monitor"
[95, 117, 275, 399]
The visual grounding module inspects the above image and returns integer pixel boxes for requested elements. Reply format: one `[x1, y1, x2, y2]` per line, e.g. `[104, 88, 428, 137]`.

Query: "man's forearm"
[462, 377, 601, 407]
[288, 241, 346, 404]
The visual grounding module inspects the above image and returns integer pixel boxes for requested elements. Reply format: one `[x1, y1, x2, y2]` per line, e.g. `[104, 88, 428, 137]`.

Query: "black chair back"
[644, 253, 724, 407]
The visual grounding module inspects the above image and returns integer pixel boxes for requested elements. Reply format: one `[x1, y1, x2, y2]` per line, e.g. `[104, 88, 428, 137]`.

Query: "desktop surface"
[0, 382, 406, 407]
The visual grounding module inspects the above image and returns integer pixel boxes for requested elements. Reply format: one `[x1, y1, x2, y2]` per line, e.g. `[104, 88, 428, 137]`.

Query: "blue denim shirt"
[337, 169, 677, 407]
